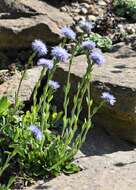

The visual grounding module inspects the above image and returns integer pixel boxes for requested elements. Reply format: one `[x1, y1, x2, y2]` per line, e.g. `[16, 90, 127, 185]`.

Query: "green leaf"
[7, 176, 16, 188]
[63, 163, 81, 174]
[0, 97, 10, 115]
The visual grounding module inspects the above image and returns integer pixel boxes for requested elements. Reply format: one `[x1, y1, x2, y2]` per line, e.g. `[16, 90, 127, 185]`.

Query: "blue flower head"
[101, 92, 116, 106]
[91, 49, 105, 65]
[48, 80, 60, 90]
[30, 125, 43, 140]
[79, 21, 94, 34]
[32, 39, 47, 56]
[60, 26, 76, 40]
[51, 46, 69, 62]
[37, 58, 53, 69]
[82, 40, 96, 50]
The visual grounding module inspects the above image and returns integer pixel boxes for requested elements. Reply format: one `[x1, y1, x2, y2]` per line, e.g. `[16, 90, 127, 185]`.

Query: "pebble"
[88, 4, 99, 15]
[80, 3, 90, 9]
[87, 15, 97, 21]
[78, 0, 91, 3]
[98, 0, 107, 6]
[126, 26, 135, 35]
[80, 7, 88, 14]
[74, 15, 86, 22]
[71, 8, 80, 14]
[60, 7, 67, 12]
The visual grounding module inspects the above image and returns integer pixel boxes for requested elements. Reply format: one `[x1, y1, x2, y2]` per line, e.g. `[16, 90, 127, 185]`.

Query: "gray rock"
[0, 67, 42, 103]
[60, 6, 68, 12]
[80, 7, 88, 14]
[80, 3, 90, 9]
[0, 0, 73, 49]
[0, 0, 37, 16]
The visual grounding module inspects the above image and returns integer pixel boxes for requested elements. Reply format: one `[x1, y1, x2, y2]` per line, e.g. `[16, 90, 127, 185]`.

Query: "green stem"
[15, 69, 26, 108]
[0, 150, 16, 177]
[40, 60, 58, 131]
[62, 44, 78, 136]
[15, 52, 36, 109]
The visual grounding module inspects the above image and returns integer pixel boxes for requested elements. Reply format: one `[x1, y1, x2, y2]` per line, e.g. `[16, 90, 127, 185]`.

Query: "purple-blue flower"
[32, 39, 47, 56]
[79, 21, 94, 34]
[91, 49, 105, 65]
[48, 80, 60, 90]
[82, 40, 96, 50]
[51, 46, 69, 62]
[60, 26, 76, 40]
[30, 125, 43, 140]
[101, 92, 116, 106]
[37, 58, 53, 69]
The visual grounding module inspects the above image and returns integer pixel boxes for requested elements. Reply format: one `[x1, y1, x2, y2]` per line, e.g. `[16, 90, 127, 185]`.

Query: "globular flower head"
[79, 20, 94, 34]
[37, 58, 53, 70]
[32, 39, 47, 56]
[60, 26, 76, 40]
[82, 40, 96, 50]
[101, 92, 116, 106]
[51, 46, 69, 62]
[91, 49, 105, 65]
[30, 125, 43, 140]
[48, 80, 60, 90]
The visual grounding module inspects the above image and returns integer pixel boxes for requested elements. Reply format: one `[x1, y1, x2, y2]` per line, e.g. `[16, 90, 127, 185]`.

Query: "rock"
[71, 8, 80, 14]
[74, 15, 85, 22]
[80, 7, 88, 15]
[0, 0, 73, 49]
[87, 15, 97, 21]
[126, 26, 135, 35]
[0, 67, 42, 103]
[0, 0, 37, 16]
[78, 0, 90, 3]
[80, 3, 90, 9]
[0, 52, 10, 69]
[60, 6, 68, 12]
[98, 0, 107, 6]
[52, 43, 136, 144]
[88, 4, 99, 16]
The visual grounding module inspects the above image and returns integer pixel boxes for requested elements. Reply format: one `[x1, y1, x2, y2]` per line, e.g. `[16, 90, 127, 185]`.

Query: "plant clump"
[0, 21, 116, 189]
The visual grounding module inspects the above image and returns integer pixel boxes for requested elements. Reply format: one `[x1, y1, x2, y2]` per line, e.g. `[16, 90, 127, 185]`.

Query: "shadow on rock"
[80, 124, 135, 157]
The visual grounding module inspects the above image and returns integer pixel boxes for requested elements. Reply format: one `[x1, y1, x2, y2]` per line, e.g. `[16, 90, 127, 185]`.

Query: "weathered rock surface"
[0, 0, 73, 48]
[0, 0, 37, 16]
[53, 43, 136, 143]
[26, 124, 136, 190]
[0, 67, 42, 102]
